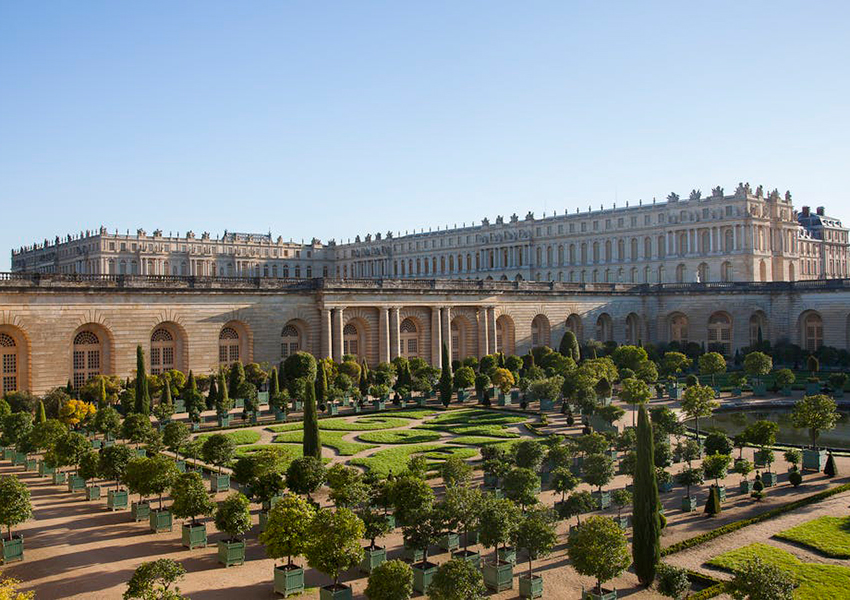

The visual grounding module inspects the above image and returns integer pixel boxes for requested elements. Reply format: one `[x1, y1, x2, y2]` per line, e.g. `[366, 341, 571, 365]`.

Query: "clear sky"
[2, 2, 849, 268]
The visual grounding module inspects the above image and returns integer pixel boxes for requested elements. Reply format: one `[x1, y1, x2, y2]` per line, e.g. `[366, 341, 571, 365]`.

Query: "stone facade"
[11, 183, 850, 284]
[1, 273, 849, 395]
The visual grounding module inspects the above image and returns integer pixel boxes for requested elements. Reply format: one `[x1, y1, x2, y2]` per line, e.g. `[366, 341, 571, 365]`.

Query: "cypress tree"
[134, 345, 150, 415]
[216, 370, 232, 416]
[269, 367, 280, 398]
[99, 376, 108, 409]
[206, 375, 218, 410]
[315, 360, 327, 406]
[161, 381, 172, 407]
[439, 343, 453, 406]
[359, 360, 370, 396]
[704, 485, 721, 516]
[559, 330, 581, 361]
[228, 361, 245, 399]
[633, 403, 661, 586]
[303, 376, 321, 459]
[36, 400, 47, 424]
[824, 452, 837, 477]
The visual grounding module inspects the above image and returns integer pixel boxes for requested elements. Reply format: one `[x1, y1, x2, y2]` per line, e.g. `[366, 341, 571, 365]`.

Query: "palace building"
[3, 181, 850, 395]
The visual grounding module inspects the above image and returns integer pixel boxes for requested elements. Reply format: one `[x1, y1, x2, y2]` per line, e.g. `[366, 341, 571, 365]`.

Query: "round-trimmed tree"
[259, 493, 316, 569]
[305, 507, 365, 591]
[0, 475, 32, 541]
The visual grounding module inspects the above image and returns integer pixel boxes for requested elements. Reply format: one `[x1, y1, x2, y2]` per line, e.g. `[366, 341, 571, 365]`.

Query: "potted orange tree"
[171, 472, 215, 549]
[0, 475, 32, 563]
[305, 507, 364, 600]
[214, 492, 252, 567]
[260, 493, 316, 597]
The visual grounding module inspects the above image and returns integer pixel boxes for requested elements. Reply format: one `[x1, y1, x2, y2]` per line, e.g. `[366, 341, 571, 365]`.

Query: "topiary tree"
[0, 475, 33, 541]
[702, 453, 731, 487]
[123, 558, 187, 600]
[214, 491, 252, 542]
[121, 413, 153, 449]
[558, 490, 595, 525]
[513, 439, 545, 471]
[439, 485, 483, 554]
[201, 433, 235, 474]
[824, 452, 837, 478]
[99, 444, 135, 489]
[582, 453, 615, 496]
[453, 366, 475, 392]
[302, 375, 322, 459]
[515, 505, 558, 582]
[93, 406, 122, 441]
[427, 558, 487, 600]
[260, 493, 316, 569]
[365, 559, 413, 600]
[774, 368, 796, 390]
[676, 467, 704, 499]
[560, 331, 581, 362]
[286, 456, 325, 501]
[171, 472, 215, 526]
[703, 431, 733, 456]
[491, 368, 515, 395]
[305, 507, 365, 591]
[390, 475, 434, 525]
[439, 344, 453, 406]
[568, 515, 631, 595]
[791, 394, 839, 449]
[551, 466, 578, 502]
[698, 352, 727, 386]
[727, 557, 796, 600]
[633, 403, 660, 586]
[704, 484, 721, 516]
[163, 421, 190, 461]
[680, 384, 718, 451]
[53, 431, 91, 476]
[325, 463, 368, 508]
[79, 450, 102, 483]
[733, 459, 753, 483]
[502, 467, 540, 509]
[134, 345, 151, 416]
[655, 563, 690, 599]
[440, 455, 472, 487]
[1, 412, 33, 450]
[743, 352, 772, 386]
[478, 495, 520, 565]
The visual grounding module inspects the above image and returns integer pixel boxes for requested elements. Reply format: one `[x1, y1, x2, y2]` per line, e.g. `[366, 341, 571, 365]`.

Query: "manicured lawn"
[272, 430, 378, 456]
[416, 423, 521, 438]
[390, 408, 440, 419]
[776, 516, 850, 559]
[357, 430, 443, 444]
[450, 435, 518, 447]
[233, 443, 302, 462]
[196, 430, 261, 445]
[268, 416, 411, 432]
[350, 444, 443, 476]
[708, 543, 850, 599]
[427, 409, 528, 425]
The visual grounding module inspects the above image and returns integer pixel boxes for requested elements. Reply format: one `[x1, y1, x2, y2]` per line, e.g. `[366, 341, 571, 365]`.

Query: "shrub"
[0, 475, 33, 540]
[655, 563, 690, 599]
[366, 559, 413, 600]
[123, 558, 187, 600]
[214, 492, 252, 541]
[259, 493, 316, 567]
[788, 471, 803, 487]
[305, 507, 365, 589]
[427, 558, 486, 600]
[568, 515, 631, 594]
[727, 557, 795, 600]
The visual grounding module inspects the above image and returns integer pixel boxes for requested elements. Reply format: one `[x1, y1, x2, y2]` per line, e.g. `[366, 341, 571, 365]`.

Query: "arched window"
[759, 260, 767, 282]
[531, 315, 551, 348]
[724, 229, 734, 252]
[670, 314, 689, 345]
[698, 263, 709, 282]
[566, 314, 582, 339]
[644, 237, 652, 259]
[150, 327, 175, 375]
[73, 331, 101, 389]
[707, 312, 732, 355]
[625, 314, 640, 346]
[219, 327, 240, 365]
[281, 324, 300, 359]
[595, 314, 613, 342]
[496, 315, 515, 355]
[400, 318, 418, 358]
[678, 232, 688, 256]
[749, 313, 767, 346]
[0, 333, 18, 394]
[802, 313, 823, 352]
[721, 261, 733, 282]
[343, 323, 360, 357]
[676, 263, 686, 283]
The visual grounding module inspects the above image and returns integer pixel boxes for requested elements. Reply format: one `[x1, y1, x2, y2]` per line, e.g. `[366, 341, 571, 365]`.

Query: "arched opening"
[451, 317, 471, 362]
[669, 313, 689, 345]
[280, 322, 303, 360]
[676, 263, 687, 283]
[399, 317, 419, 358]
[531, 314, 551, 348]
[759, 260, 767, 282]
[565, 314, 583, 341]
[150, 327, 176, 375]
[343, 322, 363, 359]
[625, 313, 641, 346]
[496, 315, 515, 355]
[707, 312, 732, 356]
[800, 311, 823, 352]
[721, 261, 733, 282]
[698, 263, 709, 282]
[788, 263, 795, 281]
[749, 312, 768, 346]
[0, 333, 20, 394]
[219, 326, 242, 366]
[595, 313, 613, 342]
[72, 329, 103, 389]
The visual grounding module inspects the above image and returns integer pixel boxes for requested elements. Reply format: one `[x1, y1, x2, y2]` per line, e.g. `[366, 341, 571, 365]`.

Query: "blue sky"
[2, 2, 848, 268]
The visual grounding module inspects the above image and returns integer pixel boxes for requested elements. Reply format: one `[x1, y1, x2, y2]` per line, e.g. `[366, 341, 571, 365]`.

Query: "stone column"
[390, 307, 401, 359]
[441, 306, 452, 363]
[321, 309, 333, 359]
[487, 307, 497, 354]
[477, 307, 489, 358]
[378, 307, 390, 364]
[332, 308, 344, 362]
[431, 307, 442, 368]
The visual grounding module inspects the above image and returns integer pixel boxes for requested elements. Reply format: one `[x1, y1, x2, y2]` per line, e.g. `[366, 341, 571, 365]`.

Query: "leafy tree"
[53, 431, 91, 474]
[35, 400, 46, 424]
[633, 404, 660, 586]
[661, 352, 691, 377]
[558, 490, 594, 524]
[365, 559, 413, 600]
[183, 371, 205, 422]
[302, 376, 321, 459]
[154, 384, 174, 424]
[283, 351, 318, 386]
[134, 345, 151, 415]
[93, 406, 122, 441]
[649, 407, 682, 438]
[515, 505, 557, 579]
[727, 557, 796, 600]
[121, 413, 154, 448]
[703, 431, 733, 456]
[551, 466, 578, 502]
[123, 558, 187, 600]
[427, 558, 487, 600]
[170, 472, 215, 525]
[655, 563, 690, 599]
[305, 507, 365, 589]
[680, 384, 719, 449]
[742, 420, 778, 449]
[702, 453, 731, 487]
[743, 352, 772, 386]
[201, 433, 235, 473]
[227, 361, 246, 400]
[214, 492, 252, 541]
[502, 467, 540, 509]
[675, 467, 703, 499]
[162, 422, 190, 460]
[1, 412, 32, 450]
[325, 463, 369, 508]
[440, 455, 472, 487]
[577, 432, 609, 457]
[0, 574, 34, 600]
[100, 444, 135, 488]
[215, 371, 232, 418]
[546, 441, 573, 470]
[491, 368, 515, 395]
[28, 419, 66, 454]
[478, 495, 520, 563]
[733, 459, 753, 482]
[513, 439, 545, 471]
[390, 475, 434, 524]
[582, 453, 615, 495]
[124, 456, 179, 509]
[560, 330, 581, 361]
[58, 399, 96, 428]
[286, 456, 325, 500]
[453, 366, 475, 391]
[439, 344, 453, 406]
[698, 352, 727, 386]
[358, 504, 393, 550]
[774, 368, 796, 389]
[238, 381, 259, 419]
[78, 450, 102, 482]
[568, 515, 631, 595]
[619, 377, 651, 426]
[259, 493, 316, 567]
[612, 345, 648, 372]
[0, 475, 33, 541]
[439, 485, 483, 553]
[791, 394, 839, 448]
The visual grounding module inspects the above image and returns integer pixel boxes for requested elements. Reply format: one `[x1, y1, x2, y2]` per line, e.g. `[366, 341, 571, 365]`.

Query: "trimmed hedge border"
[661, 482, 850, 557]
[685, 570, 725, 600]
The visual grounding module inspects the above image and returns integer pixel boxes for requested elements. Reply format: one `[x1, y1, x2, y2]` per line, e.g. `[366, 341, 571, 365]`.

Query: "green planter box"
[1, 535, 23, 564]
[763, 471, 778, 487]
[802, 448, 826, 471]
[191, 422, 201, 432]
[107, 489, 128, 511]
[234, 398, 244, 409]
[273, 408, 286, 421]
[291, 400, 303, 412]
[412, 562, 438, 594]
[86, 485, 102, 501]
[12, 452, 26, 466]
[615, 515, 630, 529]
[103, 439, 115, 448]
[372, 400, 385, 411]
[416, 398, 427, 407]
[739, 480, 754, 495]
[90, 439, 102, 450]
[498, 394, 511, 406]
[452, 549, 481, 569]
[402, 543, 424, 563]
[52, 471, 67, 485]
[174, 399, 186, 413]
[274, 564, 305, 597]
[353, 404, 362, 414]
[582, 587, 618, 600]
[319, 585, 352, 600]
[540, 399, 555, 412]
[752, 383, 767, 397]
[483, 473, 499, 488]
[2, 447, 13, 461]
[175, 460, 186, 473]
[262, 496, 282, 511]
[182, 523, 207, 549]
[132, 501, 151, 522]
[593, 489, 611, 510]
[217, 415, 231, 428]
[519, 574, 544, 599]
[25, 458, 37, 472]
[438, 531, 460, 553]
[359, 545, 386, 573]
[681, 496, 697, 512]
[483, 560, 514, 591]
[717, 485, 727, 503]
[834, 388, 845, 398]
[498, 545, 516, 565]
[259, 510, 269, 533]
[211, 473, 230, 493]
[781, 387, 793, 397]
[149, 509, 173, 533]
[326, 404, 339, 416]
[68, 475, 86, 492]
[383, 513, 396, 529]
[217, 539, 246, 567]
[658, 481, 674, 493]
[135, 448, 147, 458]
[806, 382, 822, 395]
[257, 391, 269, 405]
[667, 385, 682, 400]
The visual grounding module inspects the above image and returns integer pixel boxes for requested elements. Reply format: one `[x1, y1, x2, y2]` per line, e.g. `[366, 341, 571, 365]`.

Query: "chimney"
[816, 206, 825, 216]
[801, 206, 810, 217]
